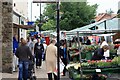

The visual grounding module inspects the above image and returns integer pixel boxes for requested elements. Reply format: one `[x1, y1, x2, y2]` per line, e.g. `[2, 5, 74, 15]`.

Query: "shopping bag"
[54, 61, 65, 76]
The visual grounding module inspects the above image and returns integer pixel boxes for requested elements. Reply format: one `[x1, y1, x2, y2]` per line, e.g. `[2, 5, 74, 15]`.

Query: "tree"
[41, 20, 56, 30]
[42, 2, 98, 31]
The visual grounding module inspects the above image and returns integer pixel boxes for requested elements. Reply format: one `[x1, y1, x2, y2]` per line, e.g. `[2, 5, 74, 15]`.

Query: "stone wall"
[0, 0, 2, 72]
[2, 0, 13, 73]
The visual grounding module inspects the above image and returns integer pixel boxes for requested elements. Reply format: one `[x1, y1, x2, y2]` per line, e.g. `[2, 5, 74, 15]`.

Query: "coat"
[91, 48, 104, 60]
[15, 45, 33, 62]
[46, 43, 57, 73]
[13, 37, 19, 53]
[34, 42, 44, 56]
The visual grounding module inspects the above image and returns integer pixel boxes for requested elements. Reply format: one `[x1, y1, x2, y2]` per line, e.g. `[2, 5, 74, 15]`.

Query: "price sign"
[95, 69, 101, 72]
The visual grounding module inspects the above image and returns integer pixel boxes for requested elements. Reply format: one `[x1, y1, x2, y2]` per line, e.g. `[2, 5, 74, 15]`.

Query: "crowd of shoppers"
[13, 35, 48, 80]
[13, 34, 111, 80]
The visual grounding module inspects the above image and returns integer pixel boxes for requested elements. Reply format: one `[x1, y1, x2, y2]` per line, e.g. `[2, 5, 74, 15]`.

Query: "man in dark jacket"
[34, 38, 44, 69]
[15, 38, 33, 80]
[92, 45, 109, 60]
[86, 37, 91, 45]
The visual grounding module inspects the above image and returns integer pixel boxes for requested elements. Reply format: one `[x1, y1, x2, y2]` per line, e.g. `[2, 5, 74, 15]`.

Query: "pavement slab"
[1, 61, 69, 80]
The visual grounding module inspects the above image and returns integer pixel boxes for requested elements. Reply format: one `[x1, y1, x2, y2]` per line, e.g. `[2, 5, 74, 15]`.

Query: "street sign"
[27, 21, 34, 25]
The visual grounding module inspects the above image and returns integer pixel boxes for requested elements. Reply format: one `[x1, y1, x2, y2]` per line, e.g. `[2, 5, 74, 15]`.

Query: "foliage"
[81, 62, 89, 67]
[97, 61, 111, 67]
[42, 2, 98, 31]
[110, 48, 117, 53]
[35, 15, 46, 25]
[41, 20, 56, 30]
[81, 45, 96, 53]
[112, 56, 120, 66]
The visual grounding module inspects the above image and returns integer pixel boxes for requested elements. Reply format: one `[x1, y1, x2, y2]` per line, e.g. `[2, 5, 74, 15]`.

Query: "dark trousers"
[48, 73, 57, 80]
[62, 58, 67, 75]
[36, 53, 42, 67]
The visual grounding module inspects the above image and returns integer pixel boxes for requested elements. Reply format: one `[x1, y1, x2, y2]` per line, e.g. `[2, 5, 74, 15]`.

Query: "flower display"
[81, 45, 96, 53]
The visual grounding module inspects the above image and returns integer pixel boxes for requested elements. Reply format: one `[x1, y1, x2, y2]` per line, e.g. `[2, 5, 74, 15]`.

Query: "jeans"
[18, 61, 29, 80]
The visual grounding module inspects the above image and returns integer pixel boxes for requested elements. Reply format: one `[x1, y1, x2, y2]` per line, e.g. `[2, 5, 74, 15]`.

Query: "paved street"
[1, 61, 69, 80]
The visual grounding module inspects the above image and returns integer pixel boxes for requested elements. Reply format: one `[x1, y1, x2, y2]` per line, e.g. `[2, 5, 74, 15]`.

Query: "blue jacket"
[13, 37, 19, 53]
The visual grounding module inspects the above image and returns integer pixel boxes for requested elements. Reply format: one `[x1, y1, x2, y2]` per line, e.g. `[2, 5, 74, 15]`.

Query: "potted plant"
[81, 45, 96, 60]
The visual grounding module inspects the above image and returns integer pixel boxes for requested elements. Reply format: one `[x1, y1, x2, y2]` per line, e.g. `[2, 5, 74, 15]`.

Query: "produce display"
[66, 56, 120, 80]
[67, 44, 120, 80]
[69, 45, 99, 61]
[67, 56, 120, 69]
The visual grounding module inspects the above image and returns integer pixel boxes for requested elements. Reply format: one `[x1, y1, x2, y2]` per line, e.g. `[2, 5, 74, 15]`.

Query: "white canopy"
[66, 18, 120, 37]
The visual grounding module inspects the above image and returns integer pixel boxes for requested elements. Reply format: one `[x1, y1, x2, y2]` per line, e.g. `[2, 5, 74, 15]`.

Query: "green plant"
[81, 62, 89, 67]
[97, 62, 111, 67]
[110, 49, 117, 53]
[82, 45, 96, 53]
[112, 56, 120, 65]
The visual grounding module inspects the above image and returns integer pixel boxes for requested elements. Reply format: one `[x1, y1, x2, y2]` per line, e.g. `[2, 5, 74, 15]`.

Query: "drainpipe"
[18, 16, 20, 43]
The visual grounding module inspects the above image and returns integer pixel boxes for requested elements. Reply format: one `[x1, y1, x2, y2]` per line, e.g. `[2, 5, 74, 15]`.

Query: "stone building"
[1, 0, 13, 73]
[13, 0, 29, 40]
[0, 0, 2, 73]
[1, 0, 34, 73]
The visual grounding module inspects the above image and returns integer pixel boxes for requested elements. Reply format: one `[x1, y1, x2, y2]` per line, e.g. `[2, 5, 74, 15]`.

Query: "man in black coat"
[34, 38, 44, 69]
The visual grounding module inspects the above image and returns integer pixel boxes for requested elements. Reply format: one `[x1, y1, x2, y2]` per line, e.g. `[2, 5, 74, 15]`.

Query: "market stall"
[66, 30, 119, 80]
[65, 18, 120, 80]
[66, 56, 120, 80]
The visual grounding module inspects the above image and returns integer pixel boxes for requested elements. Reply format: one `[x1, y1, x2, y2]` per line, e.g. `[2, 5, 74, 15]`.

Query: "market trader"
[91, 45, 109, 60]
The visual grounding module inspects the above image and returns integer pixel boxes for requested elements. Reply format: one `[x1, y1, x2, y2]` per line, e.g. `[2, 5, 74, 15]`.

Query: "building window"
[14, 3, 16, 7]
[21, 21, 24, 25]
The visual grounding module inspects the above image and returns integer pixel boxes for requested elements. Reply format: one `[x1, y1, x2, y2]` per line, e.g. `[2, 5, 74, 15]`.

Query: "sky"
[28, 0, 120, 21]
[87, 0, 119, 14]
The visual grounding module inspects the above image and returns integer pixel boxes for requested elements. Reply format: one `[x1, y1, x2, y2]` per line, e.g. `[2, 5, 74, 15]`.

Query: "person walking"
[15, 38, 33, 80]
[34, 38, 44, 69]
[46, 39, 58, 80]
[60, 42, 68, 76]
[12, 34, 19, 72]
[26, 37, 34, 55]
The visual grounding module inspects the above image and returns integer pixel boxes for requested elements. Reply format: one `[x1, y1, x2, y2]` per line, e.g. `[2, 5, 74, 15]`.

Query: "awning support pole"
[77, 31, 83, 80]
